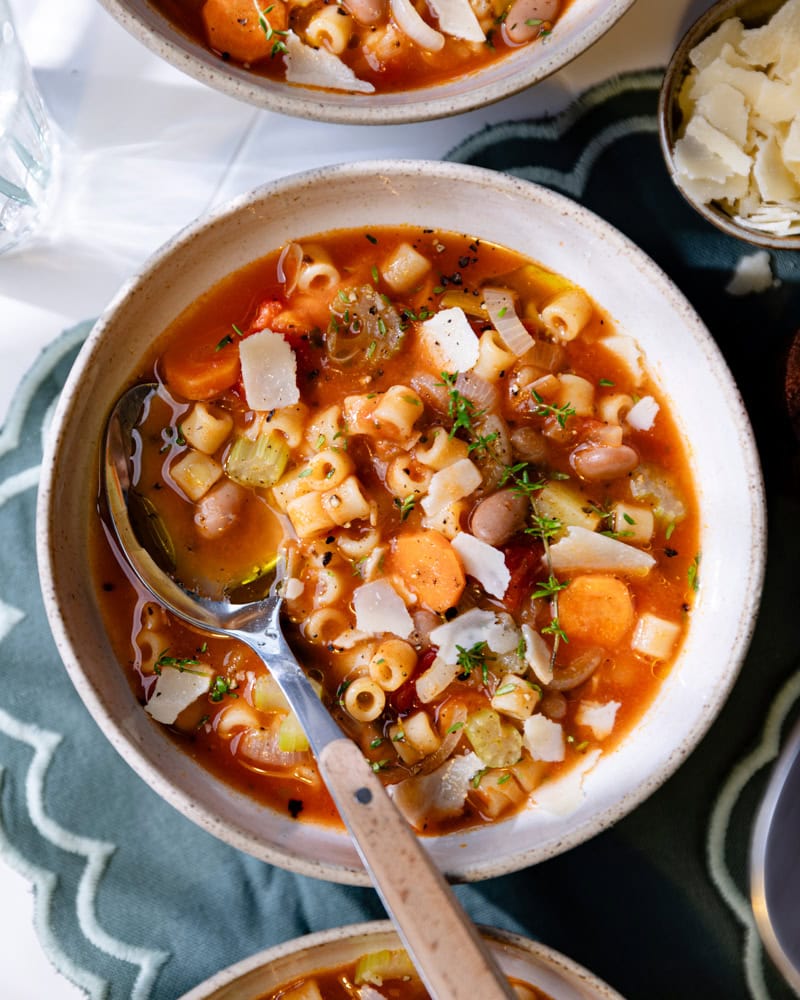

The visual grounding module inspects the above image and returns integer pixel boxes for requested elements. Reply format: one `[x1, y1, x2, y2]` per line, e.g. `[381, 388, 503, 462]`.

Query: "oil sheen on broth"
[93, 225, 699, 835]
[146, 0, 570, 95]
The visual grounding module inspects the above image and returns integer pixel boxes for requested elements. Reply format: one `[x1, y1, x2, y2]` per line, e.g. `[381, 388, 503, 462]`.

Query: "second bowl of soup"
[38, 159, 764, 883]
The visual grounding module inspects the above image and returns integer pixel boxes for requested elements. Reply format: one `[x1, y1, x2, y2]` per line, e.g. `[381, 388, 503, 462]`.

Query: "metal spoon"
[750, 716, 800, 993]
[104, 382, 515, 1000]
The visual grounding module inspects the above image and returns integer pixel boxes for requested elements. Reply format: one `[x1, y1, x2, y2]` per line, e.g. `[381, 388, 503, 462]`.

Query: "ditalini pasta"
[147, 0, 568, 96]
[93, 225, 699, 835]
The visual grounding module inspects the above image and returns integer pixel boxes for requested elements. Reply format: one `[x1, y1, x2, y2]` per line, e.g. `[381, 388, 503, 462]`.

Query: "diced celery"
[277, 711, 310, 752]
[354, 948, 417, 986]
[253, 673, 290, 713]
[224, 431, 289, 489]
[464, 708, 522, 768]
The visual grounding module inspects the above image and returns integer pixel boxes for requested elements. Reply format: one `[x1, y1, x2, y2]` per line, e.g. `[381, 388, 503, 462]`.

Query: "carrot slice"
[201, 0, 288, 64]
[557, 574, 634, 646]
[160, 326, 241, 401]
[390, 531, 466, 613]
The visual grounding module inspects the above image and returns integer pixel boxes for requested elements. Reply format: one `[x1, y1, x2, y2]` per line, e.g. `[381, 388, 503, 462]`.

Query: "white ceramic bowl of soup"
[95, 0, 636, 124]
[37, 159, 764, 884]
[177, 920, 624, 998]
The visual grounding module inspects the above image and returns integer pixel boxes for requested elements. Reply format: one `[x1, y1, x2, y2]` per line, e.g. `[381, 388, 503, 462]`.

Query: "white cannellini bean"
[570, 443, 639, 481]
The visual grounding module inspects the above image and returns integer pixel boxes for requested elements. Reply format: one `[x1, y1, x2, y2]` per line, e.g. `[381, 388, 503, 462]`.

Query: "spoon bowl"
[103, 381, 515, 1000]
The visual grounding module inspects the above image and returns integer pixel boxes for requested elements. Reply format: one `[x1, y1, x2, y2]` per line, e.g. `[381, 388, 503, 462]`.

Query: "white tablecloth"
[0, 0, 693, 994]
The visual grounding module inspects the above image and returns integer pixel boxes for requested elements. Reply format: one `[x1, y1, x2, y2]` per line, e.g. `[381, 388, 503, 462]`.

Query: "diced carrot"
[390, 531, 465, 614]
[160, 324, 241, 401]
[201, 0, 288, 64]
[558, 574, 635, 646]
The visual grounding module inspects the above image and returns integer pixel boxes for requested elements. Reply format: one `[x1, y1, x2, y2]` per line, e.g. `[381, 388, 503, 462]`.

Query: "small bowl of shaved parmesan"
[659, 0, 800, 247]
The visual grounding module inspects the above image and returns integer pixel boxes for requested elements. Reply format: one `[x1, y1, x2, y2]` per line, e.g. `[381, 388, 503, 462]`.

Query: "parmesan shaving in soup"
[92, 225, 699, 837]
[146, 0, 570, 97]
[672, 0, 800, 235]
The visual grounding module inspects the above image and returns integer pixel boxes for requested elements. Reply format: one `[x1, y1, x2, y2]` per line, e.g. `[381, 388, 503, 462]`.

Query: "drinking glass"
[0, 1, 57, 254]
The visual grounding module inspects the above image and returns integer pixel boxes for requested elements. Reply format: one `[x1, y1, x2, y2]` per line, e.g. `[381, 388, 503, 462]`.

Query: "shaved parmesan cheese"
[754, 131, 800, 202]
[419, 307, 480, 373]
[725, 250, 775, 295]
[523, 715, 565, 762]
[576, 700, 620, 740]
[283, 31, 375, 93]
[391, 751, 483, 826]
[359, 988, 387, 1000]
[532, 749, 602, 815]
[600, 335, 643, 383]
[451, 532, 510, 599]
[685, 114, 752, 177]
[240, 329, 299, 411]
[695, 82, 749, 146]
[426, 0, 484, 41]
[353, 580, 414, 638]
[420, 457, 481, 517]
[145, 666, 212, 725]
[689, 16, 744, 71]
[626, 395, 659, 431]
[548, 525, 656, 577]
[429, 607, 518, 664]
[521, 624, 553, 685]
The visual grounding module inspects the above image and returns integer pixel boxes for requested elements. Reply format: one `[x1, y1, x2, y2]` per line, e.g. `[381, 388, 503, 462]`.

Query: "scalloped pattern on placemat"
[2, 70, 800, 999]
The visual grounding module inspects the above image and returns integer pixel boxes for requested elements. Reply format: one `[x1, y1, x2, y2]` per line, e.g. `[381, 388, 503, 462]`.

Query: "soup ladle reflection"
[103, 382, 516, 1000]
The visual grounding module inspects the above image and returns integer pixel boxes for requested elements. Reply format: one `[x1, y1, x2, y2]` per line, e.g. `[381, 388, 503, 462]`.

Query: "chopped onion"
[276, 242, 303, 296]
[455, 370, 497, 412]
[390, 0, 445, 50]
[483, 287, 535, 356]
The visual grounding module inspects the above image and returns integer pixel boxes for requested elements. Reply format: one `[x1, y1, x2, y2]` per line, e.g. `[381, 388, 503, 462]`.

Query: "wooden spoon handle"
[318, 738, 516, 1000]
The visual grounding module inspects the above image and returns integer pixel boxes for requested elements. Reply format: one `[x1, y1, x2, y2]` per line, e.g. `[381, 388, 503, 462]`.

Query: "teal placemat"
[2, 70, 800, 1000]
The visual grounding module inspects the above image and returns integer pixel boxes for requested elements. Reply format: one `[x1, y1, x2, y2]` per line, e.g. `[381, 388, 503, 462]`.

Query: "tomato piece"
[502, 540, 544, 614]
[160, 325, 241, 401]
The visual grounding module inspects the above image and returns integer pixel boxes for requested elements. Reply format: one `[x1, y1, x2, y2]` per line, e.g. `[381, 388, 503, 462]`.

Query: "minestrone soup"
[148, 0, 569, 95]
[254, 945, 550, 998]
[93, 225, 699, 835]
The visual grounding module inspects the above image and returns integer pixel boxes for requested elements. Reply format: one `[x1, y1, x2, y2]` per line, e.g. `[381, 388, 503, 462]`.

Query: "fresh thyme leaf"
[531, 389, 576, 429]
[688, 553, 701, 592]
[209, 675, 236, 702]
[456, 641, 492, 681]
[394, 494, 416, 521]
[542, 618, 568, 644]
[532, 575, 568, 600]
[215, 334, 233, 351]
[526, 512, 563, 541]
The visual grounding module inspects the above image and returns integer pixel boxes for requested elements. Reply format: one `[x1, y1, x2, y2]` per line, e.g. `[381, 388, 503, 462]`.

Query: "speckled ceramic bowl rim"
[658, 0, 800, 250]
[37, 159, 766, 885]
[177, 920, 625, 999]
[95, 0, 637, 125]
